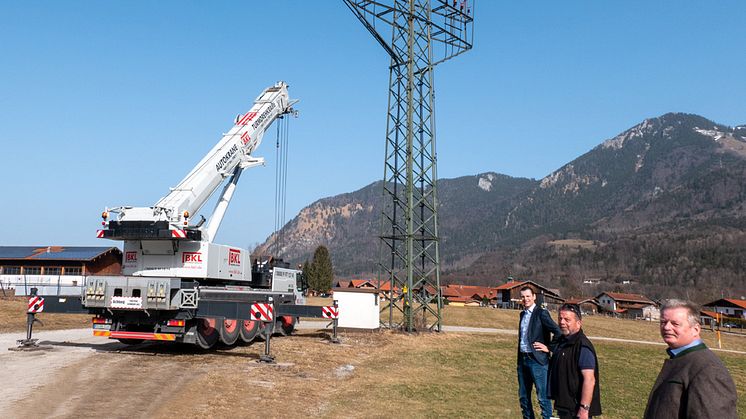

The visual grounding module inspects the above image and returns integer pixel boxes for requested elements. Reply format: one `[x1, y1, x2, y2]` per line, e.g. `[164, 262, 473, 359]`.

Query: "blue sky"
[1, 1, 744, 249]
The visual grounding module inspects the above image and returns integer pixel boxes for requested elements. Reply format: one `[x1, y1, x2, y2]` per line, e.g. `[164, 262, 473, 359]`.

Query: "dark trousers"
[557, 408, 593, 419]
[517, 352, 553, 419]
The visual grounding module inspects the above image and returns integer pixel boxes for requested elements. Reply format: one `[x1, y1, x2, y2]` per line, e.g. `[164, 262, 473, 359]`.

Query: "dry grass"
[150, 329, 397, 418]
[0, 297, 89, 333]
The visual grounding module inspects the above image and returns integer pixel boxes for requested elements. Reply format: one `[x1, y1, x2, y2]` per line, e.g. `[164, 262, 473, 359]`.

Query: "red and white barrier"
[322, 306, 339, 319]
[27, 296, 45, 313]
[251, 303, 274, 322]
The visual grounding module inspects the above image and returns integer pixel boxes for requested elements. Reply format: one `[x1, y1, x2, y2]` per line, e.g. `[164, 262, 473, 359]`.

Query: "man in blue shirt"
[516, 286, 561, 419]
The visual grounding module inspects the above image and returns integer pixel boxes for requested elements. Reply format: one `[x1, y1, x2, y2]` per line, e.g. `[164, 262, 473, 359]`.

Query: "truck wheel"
[239, 319, 259, 343]
[277, 316, 296, 336]
[195, 318, 219, 349]
[255, 322, 269, 341]
[219, 318, 240, 346]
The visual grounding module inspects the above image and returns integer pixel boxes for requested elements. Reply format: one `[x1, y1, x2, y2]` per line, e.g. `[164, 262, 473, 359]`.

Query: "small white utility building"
[332, 287, 380, 329]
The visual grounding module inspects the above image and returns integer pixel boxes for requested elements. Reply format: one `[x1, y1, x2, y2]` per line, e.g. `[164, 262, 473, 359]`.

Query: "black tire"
[239, 319, 260, 343]
[219, 318, 240, 346]
[255, 322, 269, 341]
[195, 318, 219, 349]
[276, 316, 296, 336]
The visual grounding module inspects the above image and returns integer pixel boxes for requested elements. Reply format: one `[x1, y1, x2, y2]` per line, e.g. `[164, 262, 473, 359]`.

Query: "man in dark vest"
[540, 303, 602, 419]
[643, 299, 738, 418]
[516, 286, 561, 419]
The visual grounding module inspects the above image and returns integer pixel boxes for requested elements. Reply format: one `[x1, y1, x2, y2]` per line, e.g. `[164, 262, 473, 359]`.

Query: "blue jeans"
[517, 353, 553, 419]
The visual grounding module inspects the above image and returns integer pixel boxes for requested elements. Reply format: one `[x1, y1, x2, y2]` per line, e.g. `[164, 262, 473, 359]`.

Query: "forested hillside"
[256, 113, 746, 301]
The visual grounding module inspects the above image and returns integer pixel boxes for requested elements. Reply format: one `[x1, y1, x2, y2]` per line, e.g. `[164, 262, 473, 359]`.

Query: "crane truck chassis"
[15, 82, 339, 351]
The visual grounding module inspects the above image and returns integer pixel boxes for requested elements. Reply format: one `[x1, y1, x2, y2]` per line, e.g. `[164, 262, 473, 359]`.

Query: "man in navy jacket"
[516, 286, 561, 419]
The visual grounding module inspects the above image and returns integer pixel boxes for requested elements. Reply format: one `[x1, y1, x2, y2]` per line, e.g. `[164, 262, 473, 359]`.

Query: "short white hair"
[661, 299, 700, 326]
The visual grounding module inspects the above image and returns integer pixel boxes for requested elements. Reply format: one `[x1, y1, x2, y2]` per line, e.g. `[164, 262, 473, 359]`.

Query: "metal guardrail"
[0, 274, 85, 297]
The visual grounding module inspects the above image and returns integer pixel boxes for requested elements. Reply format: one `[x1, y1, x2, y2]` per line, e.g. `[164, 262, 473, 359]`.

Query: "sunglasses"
[560, 303, 582, 320]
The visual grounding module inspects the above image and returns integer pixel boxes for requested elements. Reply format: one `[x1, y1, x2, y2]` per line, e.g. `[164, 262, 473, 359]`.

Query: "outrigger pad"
[8, 339, 52, 352]
[258, 354, 276, 364]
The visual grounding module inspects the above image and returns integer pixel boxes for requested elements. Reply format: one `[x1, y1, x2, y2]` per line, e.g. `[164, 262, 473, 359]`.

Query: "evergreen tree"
[309, 245, 334, 292]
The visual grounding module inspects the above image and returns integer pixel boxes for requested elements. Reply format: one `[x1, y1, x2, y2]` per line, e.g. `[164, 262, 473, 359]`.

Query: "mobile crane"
[24, 82, 330, 349]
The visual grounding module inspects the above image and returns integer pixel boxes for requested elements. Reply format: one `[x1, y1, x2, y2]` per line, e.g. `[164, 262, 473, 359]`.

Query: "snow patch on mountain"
[694, 126, 726, 141]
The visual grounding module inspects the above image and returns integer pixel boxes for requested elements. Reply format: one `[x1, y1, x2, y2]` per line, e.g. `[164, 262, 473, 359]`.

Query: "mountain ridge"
[256, 113, 746, 300]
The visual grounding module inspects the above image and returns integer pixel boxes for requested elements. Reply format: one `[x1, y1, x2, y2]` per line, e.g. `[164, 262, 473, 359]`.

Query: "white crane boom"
[101, 81, 296, 243]
[97, 82, 298, 281]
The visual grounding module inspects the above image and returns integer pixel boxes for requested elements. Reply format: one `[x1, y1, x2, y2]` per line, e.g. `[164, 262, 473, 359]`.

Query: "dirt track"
[0, 324, 385, 418]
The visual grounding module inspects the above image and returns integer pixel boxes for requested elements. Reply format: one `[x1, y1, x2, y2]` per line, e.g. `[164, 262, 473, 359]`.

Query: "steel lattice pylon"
[343, 0, 474, 331]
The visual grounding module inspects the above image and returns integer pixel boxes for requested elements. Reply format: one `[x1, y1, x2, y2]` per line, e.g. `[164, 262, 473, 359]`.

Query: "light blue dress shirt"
[520, 304, 535, 353]
[669, 338, 703, 357]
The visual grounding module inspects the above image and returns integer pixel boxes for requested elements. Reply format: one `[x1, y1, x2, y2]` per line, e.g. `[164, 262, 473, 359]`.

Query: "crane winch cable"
[273, 115, 290, 256]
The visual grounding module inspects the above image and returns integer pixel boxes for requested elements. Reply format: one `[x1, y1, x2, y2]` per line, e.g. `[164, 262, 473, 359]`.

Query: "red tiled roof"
[417, 284, 438, 295]
[701, 310, 719, 318]
[442, 284, 497, 299]
[702, 298, 746, 310]
[495, 281, 526, 290]
[377, 282, 401, 292]
[566, 297, 599, 305]
[701, 310, 742, 321]
[350, 279, 375, 288]
[725, 299, 746, 310]
[495, 280, 563, 300]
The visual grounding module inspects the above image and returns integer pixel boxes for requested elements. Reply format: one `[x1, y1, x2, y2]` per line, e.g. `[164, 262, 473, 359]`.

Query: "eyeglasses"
[560, 303, 582, 320]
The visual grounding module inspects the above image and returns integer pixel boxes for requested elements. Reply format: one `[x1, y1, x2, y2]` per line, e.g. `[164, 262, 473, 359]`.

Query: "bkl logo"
[236, 111, 258, 126]
[182, 252, 203, 264]
[228, 249, 241, 266]
[241, 131, 251, 145]
[125, 252, 137, 262]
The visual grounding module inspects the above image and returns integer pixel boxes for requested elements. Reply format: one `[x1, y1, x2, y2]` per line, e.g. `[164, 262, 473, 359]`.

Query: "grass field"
[321, 331, 746, 417]
[0, 297, 90, 333]
[440, 304, 746, 352]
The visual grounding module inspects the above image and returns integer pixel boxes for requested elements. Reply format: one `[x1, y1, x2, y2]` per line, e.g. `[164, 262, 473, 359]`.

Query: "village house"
[495, 279, 564, 310]
[376, 281, 401, 301]
[700, 298, 746, 327]
[564, 297, 601, 315]
[596, 291, 659, 320]
[0, 246, 122, 295]
[333, 279, 376, 289]
[334, 279, 406, 301]
[702, 298, 746, 320]
[441, 284, 497, 307]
